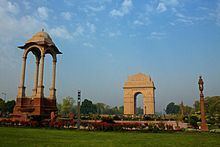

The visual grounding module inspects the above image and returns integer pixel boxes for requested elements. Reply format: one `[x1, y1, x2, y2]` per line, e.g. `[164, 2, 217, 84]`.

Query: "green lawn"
[0, 127, 220, 147]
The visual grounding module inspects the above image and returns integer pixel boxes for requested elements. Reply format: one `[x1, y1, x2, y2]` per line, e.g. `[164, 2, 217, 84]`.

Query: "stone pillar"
[17, 56, 27, 98]
[198, 76, 208, 131]
[143, 89, 155, 115]
[200, 93, 208, 131]
[32, 59, 40, 96]
[50, 59, 57, 99]
[36, 54, 45, 98]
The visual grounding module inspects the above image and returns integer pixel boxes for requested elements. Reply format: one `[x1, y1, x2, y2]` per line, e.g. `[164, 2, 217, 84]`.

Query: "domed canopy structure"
[13, 30, 62, 119]
[18, 30, 62, 55]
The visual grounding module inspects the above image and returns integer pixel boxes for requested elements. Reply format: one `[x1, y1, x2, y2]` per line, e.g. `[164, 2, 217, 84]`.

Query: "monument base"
[13, 97, 57, 120]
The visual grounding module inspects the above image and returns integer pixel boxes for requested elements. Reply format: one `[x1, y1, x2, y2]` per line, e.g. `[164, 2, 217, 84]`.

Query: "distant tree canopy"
[0, 98, 16, 116]
[205, 96, 220, 116]
[58, 96, 75, 116]
[57, 97, 124, 116]
[194, 96, 220, 115]
[80, 99, 97, 114]
[5, 100, 16, 113]
[95, 103, 123, 115]
[165, 102, 180, 114]
[136, 107, 143, 115]
[0, 98, 6, 112]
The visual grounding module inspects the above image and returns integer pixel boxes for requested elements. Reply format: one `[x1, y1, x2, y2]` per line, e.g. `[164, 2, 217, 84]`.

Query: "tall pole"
[77, 90, 81, 130]
[198, 76, 209, 131]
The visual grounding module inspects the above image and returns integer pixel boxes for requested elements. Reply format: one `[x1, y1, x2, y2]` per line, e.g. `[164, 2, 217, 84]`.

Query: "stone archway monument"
[13, 30, 62, 118]
[124, 73, 155, 115]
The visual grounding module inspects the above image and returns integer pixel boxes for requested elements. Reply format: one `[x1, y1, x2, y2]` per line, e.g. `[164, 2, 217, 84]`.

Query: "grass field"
[0, 127, 220, 147]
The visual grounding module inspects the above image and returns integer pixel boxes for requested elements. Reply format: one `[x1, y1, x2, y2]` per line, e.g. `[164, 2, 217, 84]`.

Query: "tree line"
[0, 98, 15, 117]
[165, 96, 220, 128]
[57, 96, 124, 116]
[165, 96, 220, 115]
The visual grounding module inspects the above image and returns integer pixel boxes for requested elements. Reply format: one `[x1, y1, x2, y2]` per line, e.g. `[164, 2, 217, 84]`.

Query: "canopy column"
[32, 59, 40, 96]
[49, 59, 57, 99]
[17, 56, 27, 98]
[36, 54, 45, 98]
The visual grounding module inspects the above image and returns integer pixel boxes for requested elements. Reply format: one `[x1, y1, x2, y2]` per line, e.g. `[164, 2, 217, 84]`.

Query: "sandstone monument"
[13, 30, 62, 119]
[198, 76, 209, 131]
[123, 73, 155, 115]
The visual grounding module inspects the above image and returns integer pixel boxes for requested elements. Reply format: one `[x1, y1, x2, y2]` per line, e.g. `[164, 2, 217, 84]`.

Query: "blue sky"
[0, 0, 220, 112]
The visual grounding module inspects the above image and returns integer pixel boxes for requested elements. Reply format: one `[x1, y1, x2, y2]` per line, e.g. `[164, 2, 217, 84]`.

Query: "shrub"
[157, 122, 165, 131]
[101, 117, 115, 124]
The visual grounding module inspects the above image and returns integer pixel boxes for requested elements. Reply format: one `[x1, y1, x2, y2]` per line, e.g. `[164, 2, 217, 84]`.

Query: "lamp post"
[77, 90, 81, 130]
[198, 76, 208, 131]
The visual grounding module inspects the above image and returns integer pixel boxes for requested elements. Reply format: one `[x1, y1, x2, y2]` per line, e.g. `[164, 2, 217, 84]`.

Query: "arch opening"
[44, 55, 53, 97]
[134, 92, 144, 115]
[25, 53, 36, 97]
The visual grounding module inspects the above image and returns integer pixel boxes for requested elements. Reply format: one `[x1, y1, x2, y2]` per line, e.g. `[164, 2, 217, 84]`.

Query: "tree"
[0, 98, 6, 113]
[60, 96, 75, 116]
[5, 100, 15, 113]
[136, 107, 143, 115]
[118, 106, 124, 114]
[194, 100, 200, 112]
[189, 115, 199, 129]
[57, 103, 62, 115]
[181, 105, 193, 116]
[96, 103, 106, 114]
[80, 99, 97, 114]
[205, 96, 220, 115]
[111, 106, 120, 114]
[165, 102, 180, 114]
[103, 105, 111, 114]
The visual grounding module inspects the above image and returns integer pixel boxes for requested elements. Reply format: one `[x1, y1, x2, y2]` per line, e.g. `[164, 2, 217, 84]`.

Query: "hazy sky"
[0, 0, 220, 113]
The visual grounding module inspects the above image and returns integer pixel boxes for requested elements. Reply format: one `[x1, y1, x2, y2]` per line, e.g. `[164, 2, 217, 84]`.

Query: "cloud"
[50, 26, 73, 39]
[86, 22, 96, 33]
[176, 18, 193, 25]
[133, 20, 144, 25]
[160, 0, 179, 7]
[0, 1, 46, 69]
[87, 5, 105, 12]
[216, 1, 220, 26]
[148, 32, 166, 40]
[155, 0, 179, 14]
[37, 6, 49, 20]
[110, 0, 133, 17]
[83, 42, 94, 48]
[50, 25, 87, 40]
[0, 0, 19, 14]
[172, 8, 206, 26]
[61, 12, 72, 20]
[157, 3, 167, 13]
[108, 31, 121, 37]
[73, 25, 84, 37]
[23, 0, 30, 10]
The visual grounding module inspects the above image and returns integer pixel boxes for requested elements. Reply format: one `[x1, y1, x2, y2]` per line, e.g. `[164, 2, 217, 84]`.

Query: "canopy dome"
[26, 31, 53, 45]
[19, 30, 62, 54]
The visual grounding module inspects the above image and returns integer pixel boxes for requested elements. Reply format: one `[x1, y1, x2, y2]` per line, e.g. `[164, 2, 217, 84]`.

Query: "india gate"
[13, 30, 62, 118]
[124, 73, 155, 115]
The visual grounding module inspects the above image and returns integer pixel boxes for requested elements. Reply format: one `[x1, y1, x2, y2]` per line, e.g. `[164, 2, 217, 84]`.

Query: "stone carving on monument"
[123, 73, 155, 115]
[13, 30, 62, 119]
